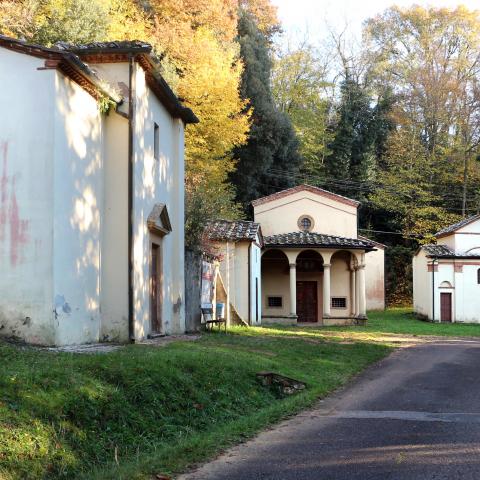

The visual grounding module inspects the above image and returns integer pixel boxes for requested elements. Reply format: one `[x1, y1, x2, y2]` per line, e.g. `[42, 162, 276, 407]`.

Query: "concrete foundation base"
[261, 316, 367, 326]
[262, 315, 298, 325]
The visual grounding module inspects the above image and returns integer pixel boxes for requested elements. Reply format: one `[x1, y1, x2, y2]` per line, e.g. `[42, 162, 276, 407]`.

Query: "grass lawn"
[1, 308, 479, 479]
[334, 308, 480, 338]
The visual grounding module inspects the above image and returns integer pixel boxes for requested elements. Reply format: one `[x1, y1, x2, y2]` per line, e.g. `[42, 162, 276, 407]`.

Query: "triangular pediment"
[147, 203, 172, 236]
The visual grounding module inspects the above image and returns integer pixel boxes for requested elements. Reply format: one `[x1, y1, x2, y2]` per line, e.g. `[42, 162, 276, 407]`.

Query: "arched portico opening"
[296, 250, 324, 272]
[331, 250, 355, 316]
[261, 249, 291, 317]
[296, 250, 324, 323]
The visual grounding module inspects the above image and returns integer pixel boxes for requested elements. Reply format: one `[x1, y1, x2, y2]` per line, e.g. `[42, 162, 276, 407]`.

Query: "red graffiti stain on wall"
[0, 142, 8, 241]
[0, 141, 29, 266]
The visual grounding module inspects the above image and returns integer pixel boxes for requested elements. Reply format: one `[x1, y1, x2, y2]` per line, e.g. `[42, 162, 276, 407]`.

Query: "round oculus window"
[298, 215, 314, 232]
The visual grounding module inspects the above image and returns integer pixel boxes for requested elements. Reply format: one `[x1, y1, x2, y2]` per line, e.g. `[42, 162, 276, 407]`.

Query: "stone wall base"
[261, 316, 367, 326]
[262, 315, 298, 325]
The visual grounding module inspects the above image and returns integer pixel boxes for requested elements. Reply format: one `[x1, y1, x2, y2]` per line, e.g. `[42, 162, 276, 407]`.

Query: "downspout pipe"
[128, 54, 136, 342]
[432, 257, 437, 322]
[248, 242, 252, 325]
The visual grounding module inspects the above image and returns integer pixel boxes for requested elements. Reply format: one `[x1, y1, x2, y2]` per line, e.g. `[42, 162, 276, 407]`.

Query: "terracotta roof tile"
[55, 40, 152, 54]
[358, 235, 386, 249]
[422, 244, 480, 258]
[435, 214, 480, 237]
[264, 232, 375, 250]
[205, 220, 262, 244]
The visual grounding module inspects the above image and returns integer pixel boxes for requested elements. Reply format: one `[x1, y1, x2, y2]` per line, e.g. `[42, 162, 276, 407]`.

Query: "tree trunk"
[462, 151, 468, 217]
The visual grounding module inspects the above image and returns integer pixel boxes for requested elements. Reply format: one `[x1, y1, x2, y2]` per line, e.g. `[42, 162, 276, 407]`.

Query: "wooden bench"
[201, 306, 226, 333]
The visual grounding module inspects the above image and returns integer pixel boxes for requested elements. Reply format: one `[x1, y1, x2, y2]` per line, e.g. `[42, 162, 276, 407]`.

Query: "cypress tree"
[325, 78, 394, 200]
[231, 11, 303, 209]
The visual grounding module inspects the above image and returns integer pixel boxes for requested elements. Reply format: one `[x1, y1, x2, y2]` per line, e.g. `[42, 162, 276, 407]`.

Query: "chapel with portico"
[253, 185, 383, 325]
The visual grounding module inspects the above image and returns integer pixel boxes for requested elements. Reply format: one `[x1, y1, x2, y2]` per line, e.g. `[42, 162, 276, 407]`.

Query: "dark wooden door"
[151, 244, 162, 332]
[440, 292, 452, 323]
[297, 281, 318, 323]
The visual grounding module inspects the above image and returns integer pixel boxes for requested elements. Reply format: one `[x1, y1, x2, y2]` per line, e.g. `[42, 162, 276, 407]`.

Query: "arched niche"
[262, 249, 290, 275]
[296, 250, 324, 273]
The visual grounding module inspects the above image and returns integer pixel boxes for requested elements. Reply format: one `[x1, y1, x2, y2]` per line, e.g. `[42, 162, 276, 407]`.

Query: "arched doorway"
[296, 250, 324, 323]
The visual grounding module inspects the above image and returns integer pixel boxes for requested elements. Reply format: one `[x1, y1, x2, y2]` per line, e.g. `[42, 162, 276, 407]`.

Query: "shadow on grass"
[0, 326, 391, 479]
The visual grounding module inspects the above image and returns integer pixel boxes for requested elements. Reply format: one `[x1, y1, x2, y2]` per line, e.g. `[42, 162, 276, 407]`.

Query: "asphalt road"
[179, 339, 480, 480]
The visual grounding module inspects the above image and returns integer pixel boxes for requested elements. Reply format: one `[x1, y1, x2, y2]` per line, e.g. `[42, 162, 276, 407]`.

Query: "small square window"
[267, 296, 283, 308]
[331, 297, 347, 309]
[154, 123, 160, 161]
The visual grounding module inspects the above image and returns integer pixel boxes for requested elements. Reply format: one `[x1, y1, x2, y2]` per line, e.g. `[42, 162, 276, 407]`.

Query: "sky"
[271, 0, 480, 43]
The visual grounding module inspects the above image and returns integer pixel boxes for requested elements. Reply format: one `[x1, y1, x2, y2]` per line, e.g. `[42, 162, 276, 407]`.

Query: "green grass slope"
[0, 329, 390, 479]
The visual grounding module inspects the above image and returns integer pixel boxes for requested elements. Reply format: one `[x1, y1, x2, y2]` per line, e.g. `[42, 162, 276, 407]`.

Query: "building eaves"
[435, 214, 480, 238]
[422, 244, 480, 259]
[358, 235, 386, 249]
[205, 220, 263, 245]
[61, 41, 198, 124]
[252, 184, 360, 209]
[0, 35, 121, 103]
[55, 40, 152, 55]
[264, 232, 375, 251]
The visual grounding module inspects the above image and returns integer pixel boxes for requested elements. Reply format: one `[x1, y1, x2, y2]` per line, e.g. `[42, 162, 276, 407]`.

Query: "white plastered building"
[207, 185, 386, 327]
[413, 215, 480, 323]
[253, 185, 385, 325]
[0, 36, 197, 345]
[205, 220, 263, 326]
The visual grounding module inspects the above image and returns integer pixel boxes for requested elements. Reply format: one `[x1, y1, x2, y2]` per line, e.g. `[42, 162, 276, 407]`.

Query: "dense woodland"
[2, 1, 480, 304]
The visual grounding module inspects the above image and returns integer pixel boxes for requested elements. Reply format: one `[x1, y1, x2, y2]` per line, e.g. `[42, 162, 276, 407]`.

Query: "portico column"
[350, 265, 356, 317]
[358, 264, 367, 318]
[354, 267, 360, 316]
[323, 263, 331, 317]
[289, 263, 297, 316]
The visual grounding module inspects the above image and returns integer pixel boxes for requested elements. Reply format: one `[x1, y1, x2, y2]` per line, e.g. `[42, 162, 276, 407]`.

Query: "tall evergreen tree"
[231, 11, 303, 209]
[325, 78, 393, 200]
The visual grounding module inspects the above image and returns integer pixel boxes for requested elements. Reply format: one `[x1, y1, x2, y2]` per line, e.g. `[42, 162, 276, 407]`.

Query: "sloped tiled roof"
[358, 235, 386, 249]
[264, 232, 375, 250]
[251, 184, 360, 208]
[423, 244, 456, 257]
[435, 214, 480, 238]
[0, 34, 121, 102]
[422, 244, 480, 258]
[55, 40, 152, 54]
[205, 220, 262, 244]
[0, 35, 197, 124]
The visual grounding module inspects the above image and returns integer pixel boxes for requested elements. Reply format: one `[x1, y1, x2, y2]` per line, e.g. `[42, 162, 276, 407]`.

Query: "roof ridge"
[251, 184, 360, 208]
[436, 213, 480, 237]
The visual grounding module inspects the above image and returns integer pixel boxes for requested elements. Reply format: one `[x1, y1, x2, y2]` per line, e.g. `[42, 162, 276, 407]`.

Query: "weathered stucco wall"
[0, 51, 188, 345]
[254, 190, 358, 238]
[212, 238, 261, 325]
[132, 63, 185, 338]
[100, 108, 129, 342]
[53, 71, 104, 346]
[413, 249, 430, 318]
[458, 264, 480, 322]
[365, 247, 385, 310]
[261, 253, 291, 318]
[0, 48, 56, 344]
[330, 251, 351, 317]
[413, 247, 480, 323]
[454, 222, 480, 253]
